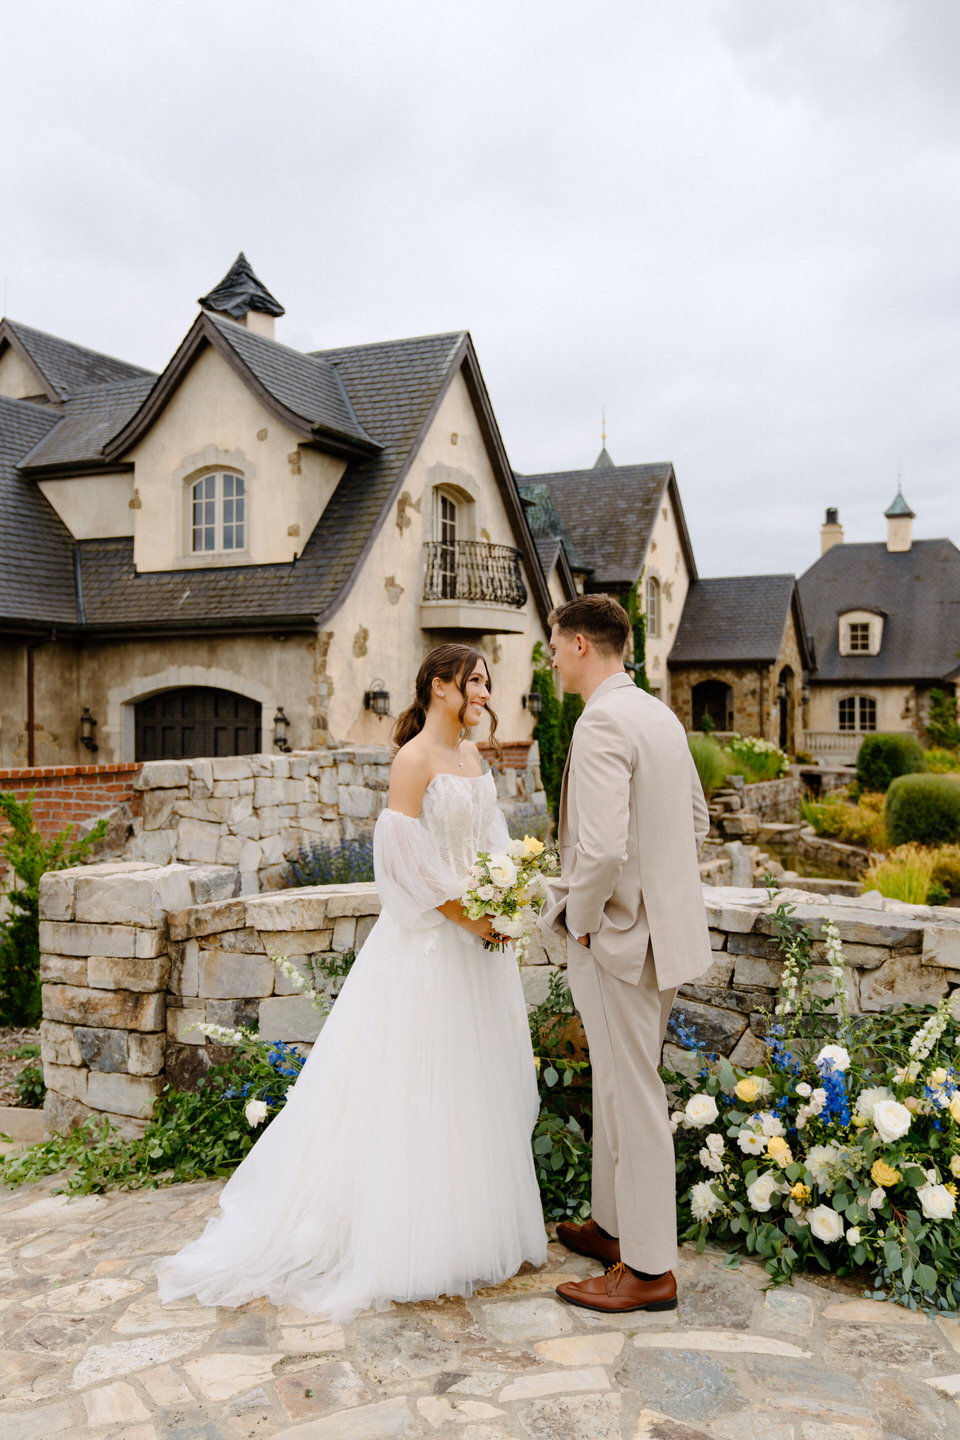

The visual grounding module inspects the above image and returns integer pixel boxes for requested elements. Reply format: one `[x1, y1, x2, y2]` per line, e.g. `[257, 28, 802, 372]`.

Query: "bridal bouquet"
[461, 834, 559, 964]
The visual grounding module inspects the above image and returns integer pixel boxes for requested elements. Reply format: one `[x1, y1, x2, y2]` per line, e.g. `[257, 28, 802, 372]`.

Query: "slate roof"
[520, 483, 588, 572]
[669, 574, 806, 666]
[18, 376, 157, 471]
[75, 332, 469, 629]
[1, 320, 153, 400]
[798, 539, 960, 683]
[0, 395, 77, 625]
[516, 462, 680, 587]
[199, 253, 285, 319]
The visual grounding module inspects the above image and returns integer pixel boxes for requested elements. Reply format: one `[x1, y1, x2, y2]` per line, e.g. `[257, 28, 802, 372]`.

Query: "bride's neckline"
[425, 770, 489, 794]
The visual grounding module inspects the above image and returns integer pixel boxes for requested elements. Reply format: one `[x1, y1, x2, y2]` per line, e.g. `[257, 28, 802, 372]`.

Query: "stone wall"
[39, 860, 960, 1139]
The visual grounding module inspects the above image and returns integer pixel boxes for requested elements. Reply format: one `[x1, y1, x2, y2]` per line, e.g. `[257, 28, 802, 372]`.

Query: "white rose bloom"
[806, 1144, 841, 1190]
[816, 1044, 851, 1072]
[737, 1129, 766, 1155]
[706, 1132, 725, 1155]
[476, 884, 496, 901]
[846, 1226, 862, 1245]
[244, 1098, 268, 1127]
[759, 1111, 785, 1138]
[808, 1205, 844, 1243]
[795, 1107, 811, 1131]
[873, 1099, 912, 1144]
[809, 1088, 827, 1115]
[699, 1147, 724, 1173]
[684, 1093, 719, 1128]
[690, 1180, 722, 1223]
[487, 854, 518, 888]
[796, 1082, 812, 1098]
[917, 1184, 956, 1222]
[669, 1110, 684, 1134]
[867, 1186, 886, 1212]
[854, 1086, 895, 1122]
[505, 838, 526, 859]
[746, 1173, 782, 1212]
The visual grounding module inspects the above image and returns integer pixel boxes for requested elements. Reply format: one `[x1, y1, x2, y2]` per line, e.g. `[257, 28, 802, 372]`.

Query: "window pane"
[223, 472, 235, 499]
[838, 697, 856, 731]
[859, 697, 877, 731]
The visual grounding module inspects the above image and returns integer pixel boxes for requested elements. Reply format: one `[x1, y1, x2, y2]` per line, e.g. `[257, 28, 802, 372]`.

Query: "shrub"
[15, 1064, 45, 1108]
[930, 844, 960, 896]
[282, 835, 374, 887]
[886, 774, 960, 847]
[925, 747, 960, 774]
[862, 844, 938, 904]
[799, 790, 887, 850]
[688, 734, 728, 796]
[530, 642, 564, 815]
[925, 690, 960, 750]
[0, 791, 107, 1027]
[855, 733, 924, 793]
[724, 734, 789, 782]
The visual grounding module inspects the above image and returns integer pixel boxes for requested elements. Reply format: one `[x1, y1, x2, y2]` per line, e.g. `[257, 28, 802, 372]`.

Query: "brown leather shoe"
[556, 1262, 677, 1313]
[554, 1218, 621, 1267]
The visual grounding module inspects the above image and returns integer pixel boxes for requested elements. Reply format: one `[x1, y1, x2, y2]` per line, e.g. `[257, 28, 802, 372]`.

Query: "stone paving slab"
[1, 1175, 959, 1439]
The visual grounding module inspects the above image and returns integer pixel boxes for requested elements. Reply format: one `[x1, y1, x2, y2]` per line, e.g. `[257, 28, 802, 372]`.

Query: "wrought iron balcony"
[422, 541, 527, 608]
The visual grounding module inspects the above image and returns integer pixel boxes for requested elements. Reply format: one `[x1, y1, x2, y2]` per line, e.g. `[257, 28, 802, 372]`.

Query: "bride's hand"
[436, 900, 507, 944]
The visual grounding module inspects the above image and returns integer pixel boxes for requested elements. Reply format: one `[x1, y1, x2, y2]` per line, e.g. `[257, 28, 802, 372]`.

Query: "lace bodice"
[419, 771, 500, 878]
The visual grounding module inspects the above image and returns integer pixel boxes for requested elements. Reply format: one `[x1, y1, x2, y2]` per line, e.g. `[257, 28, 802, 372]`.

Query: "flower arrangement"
[460, 835, 559, 963]
[666, 894, 960, 1314]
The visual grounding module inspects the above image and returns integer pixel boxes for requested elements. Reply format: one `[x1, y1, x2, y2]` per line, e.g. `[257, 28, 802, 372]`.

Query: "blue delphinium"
[816, 1056, 851, 1129]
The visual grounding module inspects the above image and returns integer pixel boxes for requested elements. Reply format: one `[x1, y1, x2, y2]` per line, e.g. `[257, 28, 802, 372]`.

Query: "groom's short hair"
[548, 594, 630, 657]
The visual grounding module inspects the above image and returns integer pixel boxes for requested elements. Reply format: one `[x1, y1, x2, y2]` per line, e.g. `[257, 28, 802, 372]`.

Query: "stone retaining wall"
[38, 859, 960, 1139]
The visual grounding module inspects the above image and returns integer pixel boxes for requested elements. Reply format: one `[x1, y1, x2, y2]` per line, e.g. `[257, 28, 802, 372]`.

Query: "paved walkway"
[2, 1175, 960, 1440]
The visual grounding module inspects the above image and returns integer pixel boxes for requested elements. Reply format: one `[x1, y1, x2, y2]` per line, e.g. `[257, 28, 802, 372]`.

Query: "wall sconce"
[521, 689, 544, 717]
[800, 684, 810, 706]
[364, 681, 391, 718]
[80, 707, 99, 753]
[273, 707, 291, 752]
[777, 679, 788, 702]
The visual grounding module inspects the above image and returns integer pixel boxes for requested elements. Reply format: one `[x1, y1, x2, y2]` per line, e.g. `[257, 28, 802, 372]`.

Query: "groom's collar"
[583, 670, 634, 710]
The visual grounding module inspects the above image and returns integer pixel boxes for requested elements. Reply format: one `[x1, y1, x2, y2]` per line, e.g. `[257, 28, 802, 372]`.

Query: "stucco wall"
[643, 490, 691, 705]
[38, 473, 136, 539]
[807, 683, 915, 737]
[0, 346, 45, 400]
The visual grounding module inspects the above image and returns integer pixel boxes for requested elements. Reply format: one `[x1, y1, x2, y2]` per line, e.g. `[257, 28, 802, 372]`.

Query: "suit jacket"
[541, 671, 712, 991]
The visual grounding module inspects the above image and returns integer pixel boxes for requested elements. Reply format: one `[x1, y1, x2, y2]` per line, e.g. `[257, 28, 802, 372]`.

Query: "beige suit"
[541, 671, 711, 1273]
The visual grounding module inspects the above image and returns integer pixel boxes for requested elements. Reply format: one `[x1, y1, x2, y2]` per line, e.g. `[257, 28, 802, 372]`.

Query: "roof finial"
[593, 409, 614, 469]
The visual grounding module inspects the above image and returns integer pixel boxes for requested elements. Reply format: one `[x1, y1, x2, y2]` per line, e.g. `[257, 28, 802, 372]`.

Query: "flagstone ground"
[2, 1174, 960, 1439]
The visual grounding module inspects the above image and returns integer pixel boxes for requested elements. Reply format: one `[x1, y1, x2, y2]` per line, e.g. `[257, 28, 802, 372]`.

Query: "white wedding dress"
[155, 771, 547, 1320]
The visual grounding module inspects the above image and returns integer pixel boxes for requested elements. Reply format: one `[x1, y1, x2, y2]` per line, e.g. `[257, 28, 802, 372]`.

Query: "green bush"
[688, 734, 727, 795]
[530, 642, 564, 815]
[886, 774, 960, 847]
[855, 733, 925, 793]
[925, 747, 960, 774]
[925, 690, 960, 750]
[15, 1064, 45, 1109]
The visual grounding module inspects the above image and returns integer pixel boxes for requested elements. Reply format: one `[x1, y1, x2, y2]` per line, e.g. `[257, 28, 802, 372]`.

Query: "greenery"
[856, 734, 925, 794]
[924, 747, 960, 774]
[15, 1063, 45, 1108]
[666, 894, 960, 1313]
[800, 790, 888, 851]
[528, 970, 592, 1221]
[558, 691, 584, 772]
[530, 641, 564, 815]
[688, 734, 729, 796]
[862, 845, 939, 905]
[885, 774, 960, 848]
[0, 791, 107, 1027]
[725, 735, 789, 783]
[925, 691, 960, 751]
[282, 835, 374, 887]
[625, 574, 651, 692]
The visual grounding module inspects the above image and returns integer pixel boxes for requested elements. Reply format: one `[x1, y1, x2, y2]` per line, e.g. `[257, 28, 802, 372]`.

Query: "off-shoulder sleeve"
[373, 808, 467, 930]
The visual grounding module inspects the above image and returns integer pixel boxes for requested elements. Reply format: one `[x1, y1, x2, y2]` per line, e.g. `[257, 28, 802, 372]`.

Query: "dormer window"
[192, 472, 245, 553]
[838, 609, 884, 657]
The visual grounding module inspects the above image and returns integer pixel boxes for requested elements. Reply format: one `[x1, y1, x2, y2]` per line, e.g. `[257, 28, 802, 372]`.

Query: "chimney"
[885, 487, 914, 552]
[820, 507, 844, 554]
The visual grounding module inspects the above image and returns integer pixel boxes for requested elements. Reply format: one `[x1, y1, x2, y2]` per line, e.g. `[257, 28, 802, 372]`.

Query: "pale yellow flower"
[735, 1076, 760, 1105]
[767, 1136, 793, 1168]
[949, 1094, 960, 1125]
[949, 1154, 960, 1178]
[870, 1158, 902, 1188]
[790, 1181, 811, 1203]
[522, 835, 545, 857]
[931, 1067, 948, 1086]
[533, 1057, 541, 1071]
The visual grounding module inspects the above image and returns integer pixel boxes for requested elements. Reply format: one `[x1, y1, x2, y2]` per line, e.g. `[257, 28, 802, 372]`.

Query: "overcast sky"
[5, 1, 959, 580]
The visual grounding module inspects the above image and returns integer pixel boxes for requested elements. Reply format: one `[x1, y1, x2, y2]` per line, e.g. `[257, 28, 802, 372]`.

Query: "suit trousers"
[565, 936, 678, 1274]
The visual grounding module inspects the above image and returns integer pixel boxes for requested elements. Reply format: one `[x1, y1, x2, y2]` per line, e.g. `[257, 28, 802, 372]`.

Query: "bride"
[156, 643, 548, 1320]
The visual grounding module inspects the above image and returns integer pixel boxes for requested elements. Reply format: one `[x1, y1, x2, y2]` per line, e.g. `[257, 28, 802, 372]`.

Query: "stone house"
[797, 493, 960, 762]
[517, 450, 699, 703]
[0, 256, 570, 770]
[666, 575, 812, 753]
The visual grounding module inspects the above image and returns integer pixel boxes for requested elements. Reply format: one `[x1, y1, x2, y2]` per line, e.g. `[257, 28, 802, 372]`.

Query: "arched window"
[134, 687, 261, 760]
[191, 472, 245, 554]
[435, 490, 458, 599]
[646, 576, 661, 638]
[838, 695, 877, 733]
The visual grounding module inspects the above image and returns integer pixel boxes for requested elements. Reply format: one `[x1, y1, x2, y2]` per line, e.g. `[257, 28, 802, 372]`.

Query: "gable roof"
[0, 395, 77, 627]
[798, 538, 960, 683]
[516, 462, 697, 589]
[18, 376, 157, 473]
[669, 574, 812, 669]
[0, 319, 153, 403]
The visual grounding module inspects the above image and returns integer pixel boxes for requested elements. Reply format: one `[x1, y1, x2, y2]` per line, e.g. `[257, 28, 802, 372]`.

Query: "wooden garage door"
[134, 687, 262, 761]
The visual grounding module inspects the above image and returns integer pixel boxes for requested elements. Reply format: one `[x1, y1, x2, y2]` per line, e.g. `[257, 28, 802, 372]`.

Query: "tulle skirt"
[155, 912, 547, 1321]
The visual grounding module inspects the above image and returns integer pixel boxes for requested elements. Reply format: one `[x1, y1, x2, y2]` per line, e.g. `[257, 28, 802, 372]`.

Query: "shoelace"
[604, 1261, 627, 1286]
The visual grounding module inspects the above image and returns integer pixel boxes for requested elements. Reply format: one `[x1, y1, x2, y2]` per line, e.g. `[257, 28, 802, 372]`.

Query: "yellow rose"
[735, 1077, 760, 1105]
[871, 1159, 902, 1188]
[522, 835, 545, 857]
[790, 1182, 811, 1203]
[949, 1095, 960, 1125]
[950, 1155, 960, 1178]
[931, 1067, 948, 1086]
[767, 1136, 793, 1168]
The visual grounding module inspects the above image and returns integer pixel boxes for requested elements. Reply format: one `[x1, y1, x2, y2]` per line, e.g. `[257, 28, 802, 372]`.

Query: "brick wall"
[0, 764, 142, 838]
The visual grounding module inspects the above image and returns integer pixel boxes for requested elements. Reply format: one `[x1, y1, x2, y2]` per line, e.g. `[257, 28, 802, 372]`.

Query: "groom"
[540, 593, 712, 1313]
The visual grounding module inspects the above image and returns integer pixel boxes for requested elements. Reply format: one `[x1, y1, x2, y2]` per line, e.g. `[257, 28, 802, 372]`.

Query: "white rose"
[809, 1088, 827, 1115]
[759, 1112, 785, 1138]
[805, 1144, 841, 1190]
[699, 1147, 724, 1173]
[846, 1226, 861, 1245]
[690, 1180, 722, 1224]
[873, 1099, 912, 1144]
[487, 854, 518, 888]
[506, 838, 526, 859]
[737, 1129, 766, 1155]
[867, 1187, 886, 1212]
[476, 884, 496, 901]
[244, 1098, 268, 1128]
[669, 1110, 685, 1134]
[816, 1044, 851, 1072]
[706, 1132, 725, 1156]
[855, 1086, 894, 1122]
[809, 1205, 844, 1243]
[747, 1173, 782, 1212]
[917, 1183, 956, 1222]
[684, 1093, 719, 1128]
[796, 1082, 812, 1098]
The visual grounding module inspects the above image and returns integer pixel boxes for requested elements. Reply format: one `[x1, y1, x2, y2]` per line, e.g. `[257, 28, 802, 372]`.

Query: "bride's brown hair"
[393, 644, 501, 754]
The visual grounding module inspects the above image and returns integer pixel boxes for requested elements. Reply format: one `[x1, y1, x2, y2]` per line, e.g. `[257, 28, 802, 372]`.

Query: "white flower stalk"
[907, 999, 951, 1069]
[192, 1021, 251, 1045]
[822, 919, 850, 1037]
[274, 955, 331, 1014]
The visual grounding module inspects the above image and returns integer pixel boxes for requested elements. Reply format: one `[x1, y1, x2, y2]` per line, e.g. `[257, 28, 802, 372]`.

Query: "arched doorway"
[134, 687, 261, 761]
[692, 679, 733, 733]
[778, 666, 794, 752]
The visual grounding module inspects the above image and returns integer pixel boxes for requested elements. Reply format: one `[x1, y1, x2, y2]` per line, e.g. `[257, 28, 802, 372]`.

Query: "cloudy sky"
[5, 1, 959, 579]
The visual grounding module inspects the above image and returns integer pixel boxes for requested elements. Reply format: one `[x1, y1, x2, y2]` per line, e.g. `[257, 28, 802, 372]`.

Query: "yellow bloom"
[947, 1183, 959, 1199]
[950, 1154, 960, 1178]
[790, 1182, 811, 1203]
[871, 1159, 902, 1188]
[931, 1067, 948, 1086]
[767, 1136, 793, 1167]
[533, 1057, 541, 1071]
[735, 1077, 760, 1105]
[950, 1095, 960, 1125]
[522, 835, 545, 857]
